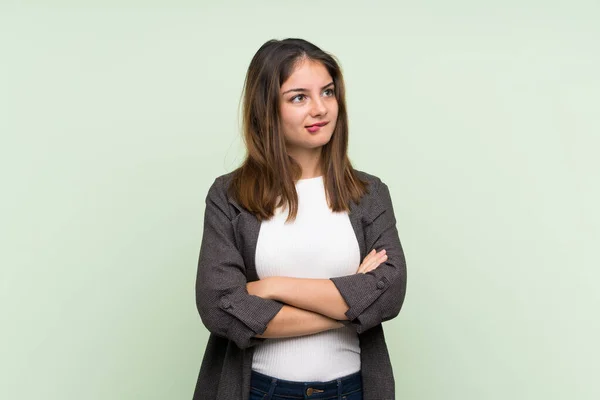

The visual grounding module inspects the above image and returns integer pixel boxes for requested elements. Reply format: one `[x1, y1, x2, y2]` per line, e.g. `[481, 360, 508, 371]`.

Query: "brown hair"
[229, 38, 368, 222]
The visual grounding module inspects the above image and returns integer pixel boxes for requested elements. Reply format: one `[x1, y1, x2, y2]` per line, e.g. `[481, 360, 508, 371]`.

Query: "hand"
[356, 249, 387, 274]
[246, 277, 275, 299]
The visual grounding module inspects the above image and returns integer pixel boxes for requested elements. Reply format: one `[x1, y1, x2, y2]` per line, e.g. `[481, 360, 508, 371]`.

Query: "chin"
[311, 135, 333, 148]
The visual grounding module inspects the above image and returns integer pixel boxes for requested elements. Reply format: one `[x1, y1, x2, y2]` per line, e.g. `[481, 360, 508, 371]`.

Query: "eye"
[290, 94, 306, 103]
[323, 88, 335, 97]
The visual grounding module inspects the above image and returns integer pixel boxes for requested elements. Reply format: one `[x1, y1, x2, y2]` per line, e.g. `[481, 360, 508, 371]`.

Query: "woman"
[194, 38, 407, 400]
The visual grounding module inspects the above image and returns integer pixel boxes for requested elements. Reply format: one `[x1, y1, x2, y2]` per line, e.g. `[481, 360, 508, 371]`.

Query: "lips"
[306, 122, 328, 128]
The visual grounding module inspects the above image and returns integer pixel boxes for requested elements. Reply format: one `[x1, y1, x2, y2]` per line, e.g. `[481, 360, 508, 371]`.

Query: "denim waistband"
[250, 370, 362, 399]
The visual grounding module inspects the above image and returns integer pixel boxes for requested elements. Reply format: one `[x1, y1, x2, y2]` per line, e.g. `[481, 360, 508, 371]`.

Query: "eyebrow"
[282, 81, 334, 95]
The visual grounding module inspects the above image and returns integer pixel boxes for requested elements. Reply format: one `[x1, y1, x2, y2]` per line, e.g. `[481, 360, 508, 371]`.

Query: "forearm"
[269, 277, 350, 321]
[256, 304, 344, 339]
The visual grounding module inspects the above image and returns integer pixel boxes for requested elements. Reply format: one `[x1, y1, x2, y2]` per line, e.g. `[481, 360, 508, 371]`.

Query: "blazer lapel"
[227, 195, 261, 281]
[349, 199, 366, 261]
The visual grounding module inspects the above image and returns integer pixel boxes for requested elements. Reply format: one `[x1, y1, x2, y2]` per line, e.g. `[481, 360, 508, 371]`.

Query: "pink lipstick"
[305, 121, 328, 133]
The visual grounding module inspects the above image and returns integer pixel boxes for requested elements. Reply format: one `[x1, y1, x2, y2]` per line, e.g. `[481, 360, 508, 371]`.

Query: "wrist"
[265, 276, 281, 300]
[247, 277, 278, 300]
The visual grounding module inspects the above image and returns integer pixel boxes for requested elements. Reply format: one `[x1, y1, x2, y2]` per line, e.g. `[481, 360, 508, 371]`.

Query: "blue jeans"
[249, 370, 363, 400]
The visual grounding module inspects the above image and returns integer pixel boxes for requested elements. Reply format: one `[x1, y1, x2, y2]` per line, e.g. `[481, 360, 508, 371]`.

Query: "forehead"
[280, 60, 333, 90]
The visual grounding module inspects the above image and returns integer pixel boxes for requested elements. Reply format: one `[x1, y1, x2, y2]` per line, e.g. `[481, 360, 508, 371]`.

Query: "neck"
[289, 148, 323, 179]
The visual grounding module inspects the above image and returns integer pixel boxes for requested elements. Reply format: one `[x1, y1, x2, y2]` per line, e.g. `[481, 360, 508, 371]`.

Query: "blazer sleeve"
[330, 178, 407, 334]
[195, 176, 284, 349]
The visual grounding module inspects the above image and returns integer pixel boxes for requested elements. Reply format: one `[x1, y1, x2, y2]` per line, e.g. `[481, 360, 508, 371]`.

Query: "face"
[279, 59, 339, 160]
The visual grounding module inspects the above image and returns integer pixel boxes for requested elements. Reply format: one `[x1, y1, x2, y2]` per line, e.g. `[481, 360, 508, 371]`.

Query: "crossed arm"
[196, 176, 406, 348]
[248, 250, 387, 338]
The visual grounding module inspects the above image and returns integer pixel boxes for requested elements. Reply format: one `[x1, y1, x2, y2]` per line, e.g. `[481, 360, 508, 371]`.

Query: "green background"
[2, 1, 598, 399]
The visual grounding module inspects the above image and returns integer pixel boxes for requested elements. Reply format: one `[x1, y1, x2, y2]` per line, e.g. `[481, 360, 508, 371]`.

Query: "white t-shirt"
[251, 176, 361, 381]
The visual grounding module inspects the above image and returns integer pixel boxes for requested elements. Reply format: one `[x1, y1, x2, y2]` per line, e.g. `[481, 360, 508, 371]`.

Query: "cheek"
[328, 99, 339, 118]
[281, 107, 305, 128]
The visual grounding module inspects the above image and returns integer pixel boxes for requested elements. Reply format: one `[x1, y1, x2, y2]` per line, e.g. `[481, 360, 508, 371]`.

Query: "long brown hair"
[229, 38, 368, 222]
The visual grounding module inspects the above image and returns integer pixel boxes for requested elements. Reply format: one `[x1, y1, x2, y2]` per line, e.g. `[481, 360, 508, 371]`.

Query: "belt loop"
[266, 377, 277, 400]
[337, 378, 343, 399]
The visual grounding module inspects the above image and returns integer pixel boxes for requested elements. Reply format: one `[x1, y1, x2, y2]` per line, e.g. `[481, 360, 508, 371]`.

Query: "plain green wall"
[2, 1, 599, 399]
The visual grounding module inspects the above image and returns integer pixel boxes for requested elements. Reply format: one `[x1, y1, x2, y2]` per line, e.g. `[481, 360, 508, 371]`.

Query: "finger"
[358, 249, 387, 274]
[365, 250, 386, 267]
[357, 260, 375, 274]
[360, 255, 383, 273]
[362, 249, 381, 265]
[365, 254, 388, 273]
[369, 249, 385, 258]
[363, 249, 376, 262]
[357, 250, 377, 273]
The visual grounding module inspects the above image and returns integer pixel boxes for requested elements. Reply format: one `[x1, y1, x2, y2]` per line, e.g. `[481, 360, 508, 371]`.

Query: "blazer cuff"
[219, 290, 284, 346]
[330, 273, 391, 321]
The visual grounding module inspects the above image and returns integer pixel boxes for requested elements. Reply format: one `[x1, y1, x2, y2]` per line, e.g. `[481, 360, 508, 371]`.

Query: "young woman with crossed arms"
[194, 38, 407, 400]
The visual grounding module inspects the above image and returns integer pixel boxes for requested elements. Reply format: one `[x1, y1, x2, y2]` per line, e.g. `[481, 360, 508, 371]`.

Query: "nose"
[310, 97, 328, 117]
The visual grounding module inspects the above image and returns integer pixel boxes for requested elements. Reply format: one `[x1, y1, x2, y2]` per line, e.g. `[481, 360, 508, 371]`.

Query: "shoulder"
[353, 169, 392, 199]
[204, 170, 243, 216]
[352, 169, 394, 220]
[208, 170, 238, 192]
